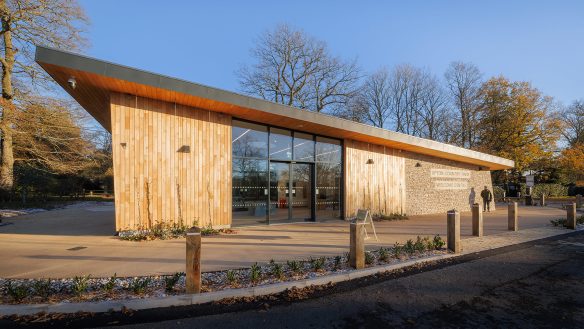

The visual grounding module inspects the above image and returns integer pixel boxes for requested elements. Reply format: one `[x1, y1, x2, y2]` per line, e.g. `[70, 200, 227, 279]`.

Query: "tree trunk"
[0, 1, 15, 192]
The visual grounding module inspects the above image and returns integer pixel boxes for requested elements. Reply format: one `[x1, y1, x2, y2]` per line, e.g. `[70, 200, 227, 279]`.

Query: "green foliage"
[129, 277, 151, 294]
[433, 235, 445, 250]
[226, 270, 238, 285]
[72, 275, 91, 296]
[378, 247, 389, 262]
[33, 278, 52, 299]
[393, 242, 403, 258]
[103, 273, 117, 293]
[550, 218, 567, 227]
[364, 252, 374, 265]
[6, 282, 29, 302]
[414, 236, 426, 252]
[493, 186, 506, 199]
[250, 263, 262, 283]
[310, 257, 326, 271]
[373, 213, 408, 221]
[119, 220, 235, 241]
[270, 262, 284, 279]
[287, 260, 302, 274]
[530, 184, 569, 198]
[164, 272, 182, 292]
[334, 255, 342, 269]
[404, 239, 415, 255]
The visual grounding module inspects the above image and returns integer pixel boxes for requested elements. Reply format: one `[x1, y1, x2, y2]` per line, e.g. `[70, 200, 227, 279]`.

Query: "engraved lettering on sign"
[434, 181, 468, 190]
[430, 169, 471, 179]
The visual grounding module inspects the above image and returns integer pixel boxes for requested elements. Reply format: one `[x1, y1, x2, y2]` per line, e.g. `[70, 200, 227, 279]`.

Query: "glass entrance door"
[269, 161, 314, 224]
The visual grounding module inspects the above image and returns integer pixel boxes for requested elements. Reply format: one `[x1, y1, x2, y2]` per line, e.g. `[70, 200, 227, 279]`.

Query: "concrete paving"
[0, 202, 570, 278]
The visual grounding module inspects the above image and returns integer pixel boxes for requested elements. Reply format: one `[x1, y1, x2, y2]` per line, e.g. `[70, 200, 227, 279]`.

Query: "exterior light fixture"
[478, 166, 483, 171]
[120, 142, 127, 148]
[415, 162, 422, 167]
[366, 159, 374, 164]
[67, 77, 76, 89]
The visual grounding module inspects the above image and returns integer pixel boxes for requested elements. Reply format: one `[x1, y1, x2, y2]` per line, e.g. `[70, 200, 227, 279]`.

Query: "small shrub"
[414, 236, 426, 252]
[271, 262, 284, 280]
[103, 273, 117, 293]
[433, 235, 445, 250]
[550, 218, 567, 227]
[334, 255, 342, 269]
[365, 252, 375, 265]
[287, 260, 302, 274]
[310, 257, 326, 271]
[250, 263, 262, 283]
[6, 282, 28, 302]
[33, 278, 52, 299]
[423, 236, 435, 251]
[378, 247, 389, 262]
[164, 272, 182, 292]
[344, 252, 350, 263]
[404, 239, 415, 255]
[129, 277, 151, 294]
[72, 275, 91, 296]
[393, 242, 402, 258]
[226, 270, 238, 285]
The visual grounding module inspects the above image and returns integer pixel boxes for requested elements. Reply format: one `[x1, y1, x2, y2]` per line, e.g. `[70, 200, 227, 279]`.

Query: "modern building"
[35, 46, 514, 232]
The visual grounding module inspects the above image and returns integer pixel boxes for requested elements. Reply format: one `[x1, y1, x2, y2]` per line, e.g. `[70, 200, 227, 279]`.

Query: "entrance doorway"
[269, 161, 314, 224]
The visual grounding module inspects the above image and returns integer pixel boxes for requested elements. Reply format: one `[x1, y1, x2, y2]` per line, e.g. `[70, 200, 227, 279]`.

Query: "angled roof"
[35, 46, 514, 170]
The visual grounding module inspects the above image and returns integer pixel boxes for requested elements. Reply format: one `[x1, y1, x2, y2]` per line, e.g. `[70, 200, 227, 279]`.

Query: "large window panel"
[232, 120, 268, 158]
[293, 132, 315, 161]
[316, 136, 342, 163]
[232, 158, 269, 226]
[269, 128, 292, 160]
[316, 162, 342, 219]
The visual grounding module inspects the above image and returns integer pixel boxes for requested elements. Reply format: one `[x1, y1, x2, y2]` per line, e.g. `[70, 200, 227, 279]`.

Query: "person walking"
[481, 186, 493, 212]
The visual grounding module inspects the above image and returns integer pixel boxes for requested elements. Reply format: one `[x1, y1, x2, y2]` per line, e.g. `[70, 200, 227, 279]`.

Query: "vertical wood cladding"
[110, 93, 232, 231]
[344, 140, 406, 217]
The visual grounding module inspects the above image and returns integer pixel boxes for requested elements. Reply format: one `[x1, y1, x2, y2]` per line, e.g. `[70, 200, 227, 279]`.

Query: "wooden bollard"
[576, 194, 583, 208]
[447, 210, 461, 253]
[540, 194, 546, 207]
[567, 203, 577, 230]
[349, 222, 365, 269]
[472, 203, 483, 237]
[186, 227, 202, 294]
[508, 202, 518, 231]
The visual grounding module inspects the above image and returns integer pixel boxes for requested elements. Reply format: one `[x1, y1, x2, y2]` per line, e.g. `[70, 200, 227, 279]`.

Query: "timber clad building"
[36, 46, 514, 232]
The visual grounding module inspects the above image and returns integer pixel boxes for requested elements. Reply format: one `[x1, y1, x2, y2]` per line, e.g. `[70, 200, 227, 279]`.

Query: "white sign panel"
[430, 169, 471, 179]
[526, 175, 534, 187]
[434, 181, 469, 190]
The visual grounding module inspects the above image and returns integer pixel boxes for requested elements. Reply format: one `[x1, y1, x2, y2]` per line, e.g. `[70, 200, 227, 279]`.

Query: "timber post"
[186, 226, 202, 294]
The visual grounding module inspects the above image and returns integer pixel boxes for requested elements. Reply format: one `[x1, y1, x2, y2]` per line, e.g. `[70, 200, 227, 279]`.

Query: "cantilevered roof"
[35, 46, 514, 170]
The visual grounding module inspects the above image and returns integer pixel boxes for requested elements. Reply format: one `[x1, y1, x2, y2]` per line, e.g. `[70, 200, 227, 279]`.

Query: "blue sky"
[79, 0, 584, 104]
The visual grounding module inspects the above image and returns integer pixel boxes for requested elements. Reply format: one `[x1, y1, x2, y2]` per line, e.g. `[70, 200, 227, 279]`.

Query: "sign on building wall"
[430, 169, 471, 179]
[434, 180, 468, 190]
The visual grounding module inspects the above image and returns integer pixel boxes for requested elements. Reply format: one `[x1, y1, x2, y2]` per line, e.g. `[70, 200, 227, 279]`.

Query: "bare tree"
[562, 100, 584, 146]
[444, 61, 483, 148]
[361, 67, 391, 128]
[386, 64, 426, 136]
[0, 0, 88, 191]
[237, 24, 360, 114]
[417, 73, 451, 141]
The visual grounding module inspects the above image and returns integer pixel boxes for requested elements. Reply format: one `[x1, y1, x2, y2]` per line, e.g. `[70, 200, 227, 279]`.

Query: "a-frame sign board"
[355, 209, 378, 241]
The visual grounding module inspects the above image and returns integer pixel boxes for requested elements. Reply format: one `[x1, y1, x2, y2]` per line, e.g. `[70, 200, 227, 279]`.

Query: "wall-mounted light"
[415, 162, 422, 167]
[478, 166, 483, 171]
[366, 159, 374, 164]
[177, 145, 191, 153]
[67, 77, 76, 90]
[120, 142, 127, 148]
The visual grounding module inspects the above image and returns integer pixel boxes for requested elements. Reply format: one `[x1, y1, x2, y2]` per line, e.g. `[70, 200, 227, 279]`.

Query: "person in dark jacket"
[481, 186, 493, 212]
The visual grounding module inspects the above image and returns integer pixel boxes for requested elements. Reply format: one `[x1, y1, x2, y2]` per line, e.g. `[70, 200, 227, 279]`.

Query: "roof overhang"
[35, 46, 514, 170]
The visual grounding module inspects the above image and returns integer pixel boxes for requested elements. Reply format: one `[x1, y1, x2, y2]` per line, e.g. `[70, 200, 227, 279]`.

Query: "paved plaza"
[0, 202, 574, 278]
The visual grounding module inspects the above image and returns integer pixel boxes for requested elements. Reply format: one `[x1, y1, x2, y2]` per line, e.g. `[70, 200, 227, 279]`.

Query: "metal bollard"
[472, 203, 483, 237]
[447, 210, 461, 253]
[508, 202, 518, 231]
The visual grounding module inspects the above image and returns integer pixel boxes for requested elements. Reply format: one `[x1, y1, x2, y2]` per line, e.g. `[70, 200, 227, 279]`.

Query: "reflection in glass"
[293, 132, 315, 161]
[269, 128, 292, 160]
[316, 136, 342, 163]
[232, 158, 269, 226]
[316, 162, 341, 219]
[269, 162, 290, 223]
[292, 163, 313, 221]
[232, 121, 268, 158]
